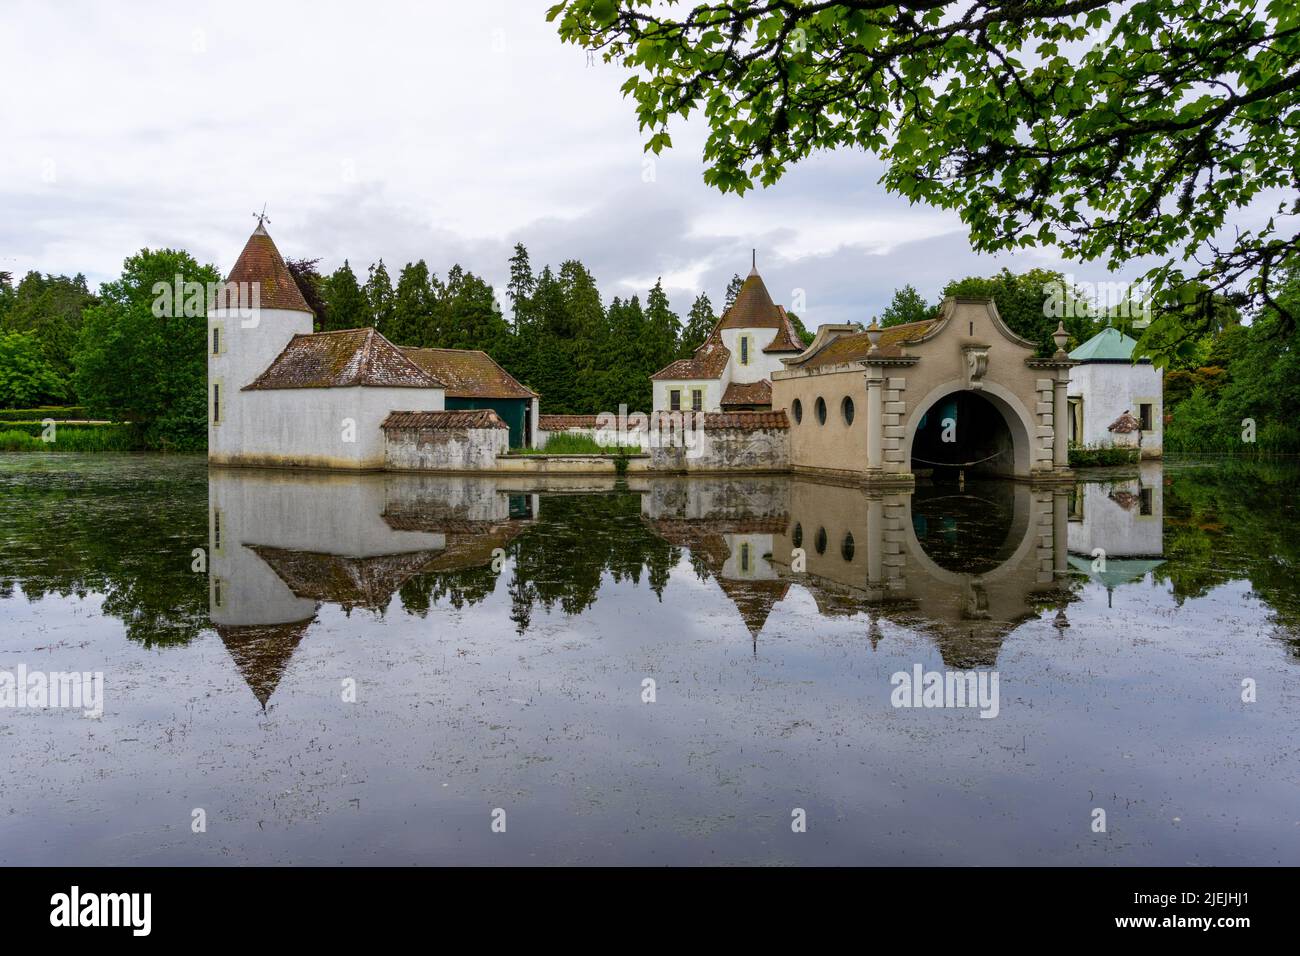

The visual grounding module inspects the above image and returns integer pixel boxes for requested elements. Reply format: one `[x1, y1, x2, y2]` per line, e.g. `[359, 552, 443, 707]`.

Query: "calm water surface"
[1, 453, 1298, 865]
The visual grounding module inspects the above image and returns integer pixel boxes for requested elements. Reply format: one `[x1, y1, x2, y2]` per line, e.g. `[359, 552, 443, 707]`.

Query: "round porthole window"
[792, 398, 803, 424]
[792, 523, 803, 548]
[842, 396, 855, 426]
[841, 532, 855, 562]
[815, 397, 827, 425]
[815, 527, 827, 555]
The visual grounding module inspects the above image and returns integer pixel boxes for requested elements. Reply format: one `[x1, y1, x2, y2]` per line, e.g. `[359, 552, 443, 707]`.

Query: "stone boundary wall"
[383, 410, 510, 471]
[651, 412, 789, 473]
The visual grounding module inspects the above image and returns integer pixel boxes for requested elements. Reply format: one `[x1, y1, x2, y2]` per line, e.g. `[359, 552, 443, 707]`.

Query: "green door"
[444, 397, 528, 448]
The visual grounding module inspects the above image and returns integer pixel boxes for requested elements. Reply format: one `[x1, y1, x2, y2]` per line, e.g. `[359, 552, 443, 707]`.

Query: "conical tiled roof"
[717, 271, 784, 331]
[223, 222, 313, 314]
[216, 618, 314, 708]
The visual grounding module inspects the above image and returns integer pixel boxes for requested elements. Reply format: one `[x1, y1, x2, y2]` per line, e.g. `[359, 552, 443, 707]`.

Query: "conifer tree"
[723, 273, 744, 312]
[364, 260, 395, 336]
[643, 278, 679, 382]
[679, 292, 714, 356]
[391, 260, 436, 347]
[322, 260, 370, 332]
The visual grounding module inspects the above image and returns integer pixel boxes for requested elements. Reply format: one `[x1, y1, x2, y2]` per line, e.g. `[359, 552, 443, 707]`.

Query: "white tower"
[207, 218, 315, 463]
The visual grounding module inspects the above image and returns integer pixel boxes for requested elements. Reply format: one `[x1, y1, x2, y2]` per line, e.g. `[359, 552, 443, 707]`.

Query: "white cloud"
[0, 0, 1241, 329]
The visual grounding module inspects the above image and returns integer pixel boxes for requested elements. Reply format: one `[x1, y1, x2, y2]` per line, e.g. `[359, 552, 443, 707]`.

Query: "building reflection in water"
[207, 469, 535, 707]
[641, 476, 1079, 667]
[1065, 461, 1165, 607]
[209, 467, 1165, 704]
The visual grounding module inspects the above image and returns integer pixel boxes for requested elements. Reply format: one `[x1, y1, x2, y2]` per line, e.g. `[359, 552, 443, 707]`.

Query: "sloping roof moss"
[400, 347, 536, 399]
[244, 328, 443, 390]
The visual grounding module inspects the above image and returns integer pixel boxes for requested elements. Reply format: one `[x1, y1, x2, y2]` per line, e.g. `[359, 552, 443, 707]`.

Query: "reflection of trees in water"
[909, 481, 1018, 575]
[0, 457, 210, 647]
[1157, 461, 1300, 655]
[5, 459, 1300, 656]
[398, 493, 680, 634]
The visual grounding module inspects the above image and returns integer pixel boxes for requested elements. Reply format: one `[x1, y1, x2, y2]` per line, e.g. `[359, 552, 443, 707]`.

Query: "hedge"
[1068, 444, 1140, 468]
[0, 406, 88, 422]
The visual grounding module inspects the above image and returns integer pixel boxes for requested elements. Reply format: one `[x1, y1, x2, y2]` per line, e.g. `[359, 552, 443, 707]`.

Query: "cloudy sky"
[5, 0, 1171, 326]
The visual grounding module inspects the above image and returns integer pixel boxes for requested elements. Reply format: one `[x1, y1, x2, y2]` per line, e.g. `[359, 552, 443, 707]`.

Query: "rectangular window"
[1138, 403, 1153, 431]
[212, 383, 221, 424]
[212, 508, 222, 551]
[691, 389, 703, 412]
[669, 389, 681, 411]
[1067, 397, 1083, 444]
[740, 542, 750, 573]
[211, 326, 221, 355]
[740, 336, 750, 365]
[1139, 487, 1153, 516]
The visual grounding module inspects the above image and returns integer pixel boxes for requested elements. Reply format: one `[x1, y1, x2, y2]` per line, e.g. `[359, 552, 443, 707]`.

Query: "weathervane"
[253, 204, 270, 228]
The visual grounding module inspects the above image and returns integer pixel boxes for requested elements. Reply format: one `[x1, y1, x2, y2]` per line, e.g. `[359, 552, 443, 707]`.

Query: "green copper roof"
[1069, 325, 1139, 362]
[1067, 555, 1165, 589]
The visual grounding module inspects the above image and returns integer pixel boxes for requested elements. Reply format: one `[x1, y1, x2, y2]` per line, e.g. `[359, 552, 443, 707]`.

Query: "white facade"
[208, 469, 449, 631]
[719, 327, 787, 384]
[652, 326, 788, 413]
[1066, 463, 1164, 559]
[206, 303, 445, 469]
[1067, 361, 1163, 457]
[208, 306, 313, 463]
[211, 382, 445, 470]
[652, 377, 725, 414]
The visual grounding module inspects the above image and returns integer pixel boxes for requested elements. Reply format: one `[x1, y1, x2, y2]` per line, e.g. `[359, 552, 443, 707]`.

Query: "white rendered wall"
[719, 327, 786, 384]
[208, 468, 448, 628]
[208, 307, 313, 463]
[652, 378, 724, 413]
[1067, 362, 1163, 455]
[720, 533, 778, 580]
[211, 385, 444, 469]
[1066, 467, 1163, 558]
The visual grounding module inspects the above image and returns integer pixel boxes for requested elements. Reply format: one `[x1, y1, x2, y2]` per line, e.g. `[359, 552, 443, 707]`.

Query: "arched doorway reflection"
[910, 481, 1019, 575]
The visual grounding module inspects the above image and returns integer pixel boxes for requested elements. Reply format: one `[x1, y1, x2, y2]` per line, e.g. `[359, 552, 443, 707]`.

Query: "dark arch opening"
[911, 390, 1015, 481]
[910, 481, 1020, 575]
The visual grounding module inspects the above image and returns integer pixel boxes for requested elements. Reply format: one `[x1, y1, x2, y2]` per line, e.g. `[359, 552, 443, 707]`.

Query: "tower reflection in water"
[208, 469, 1161, 704]
[207, 469, 535, 707]
[641, 476, 1076, 667]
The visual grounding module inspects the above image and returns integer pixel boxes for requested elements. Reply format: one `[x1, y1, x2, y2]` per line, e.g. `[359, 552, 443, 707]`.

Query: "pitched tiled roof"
[763, 306, 805, 353]
[400, 347, 536, 399]
[221, 223, 312, 314]
[800, 319, 935, 368]
[703, 411, 788, 430]
[244, 328, 443, 390]
[539, 414, 598, 430]
[249, 545, 441, 612]
[381, 409, 508, 430]
[1107, 411, 1142, 434]
[651, 333, 731, 380]
[718, 270, 784, 331]
[721, 379, 773, 407]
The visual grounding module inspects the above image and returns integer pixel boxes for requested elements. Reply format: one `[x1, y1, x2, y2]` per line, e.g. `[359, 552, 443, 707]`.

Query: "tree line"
[288, 244, 737, 415]
[4, 247, 1296, 453]
[0, 244, 765, 447]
